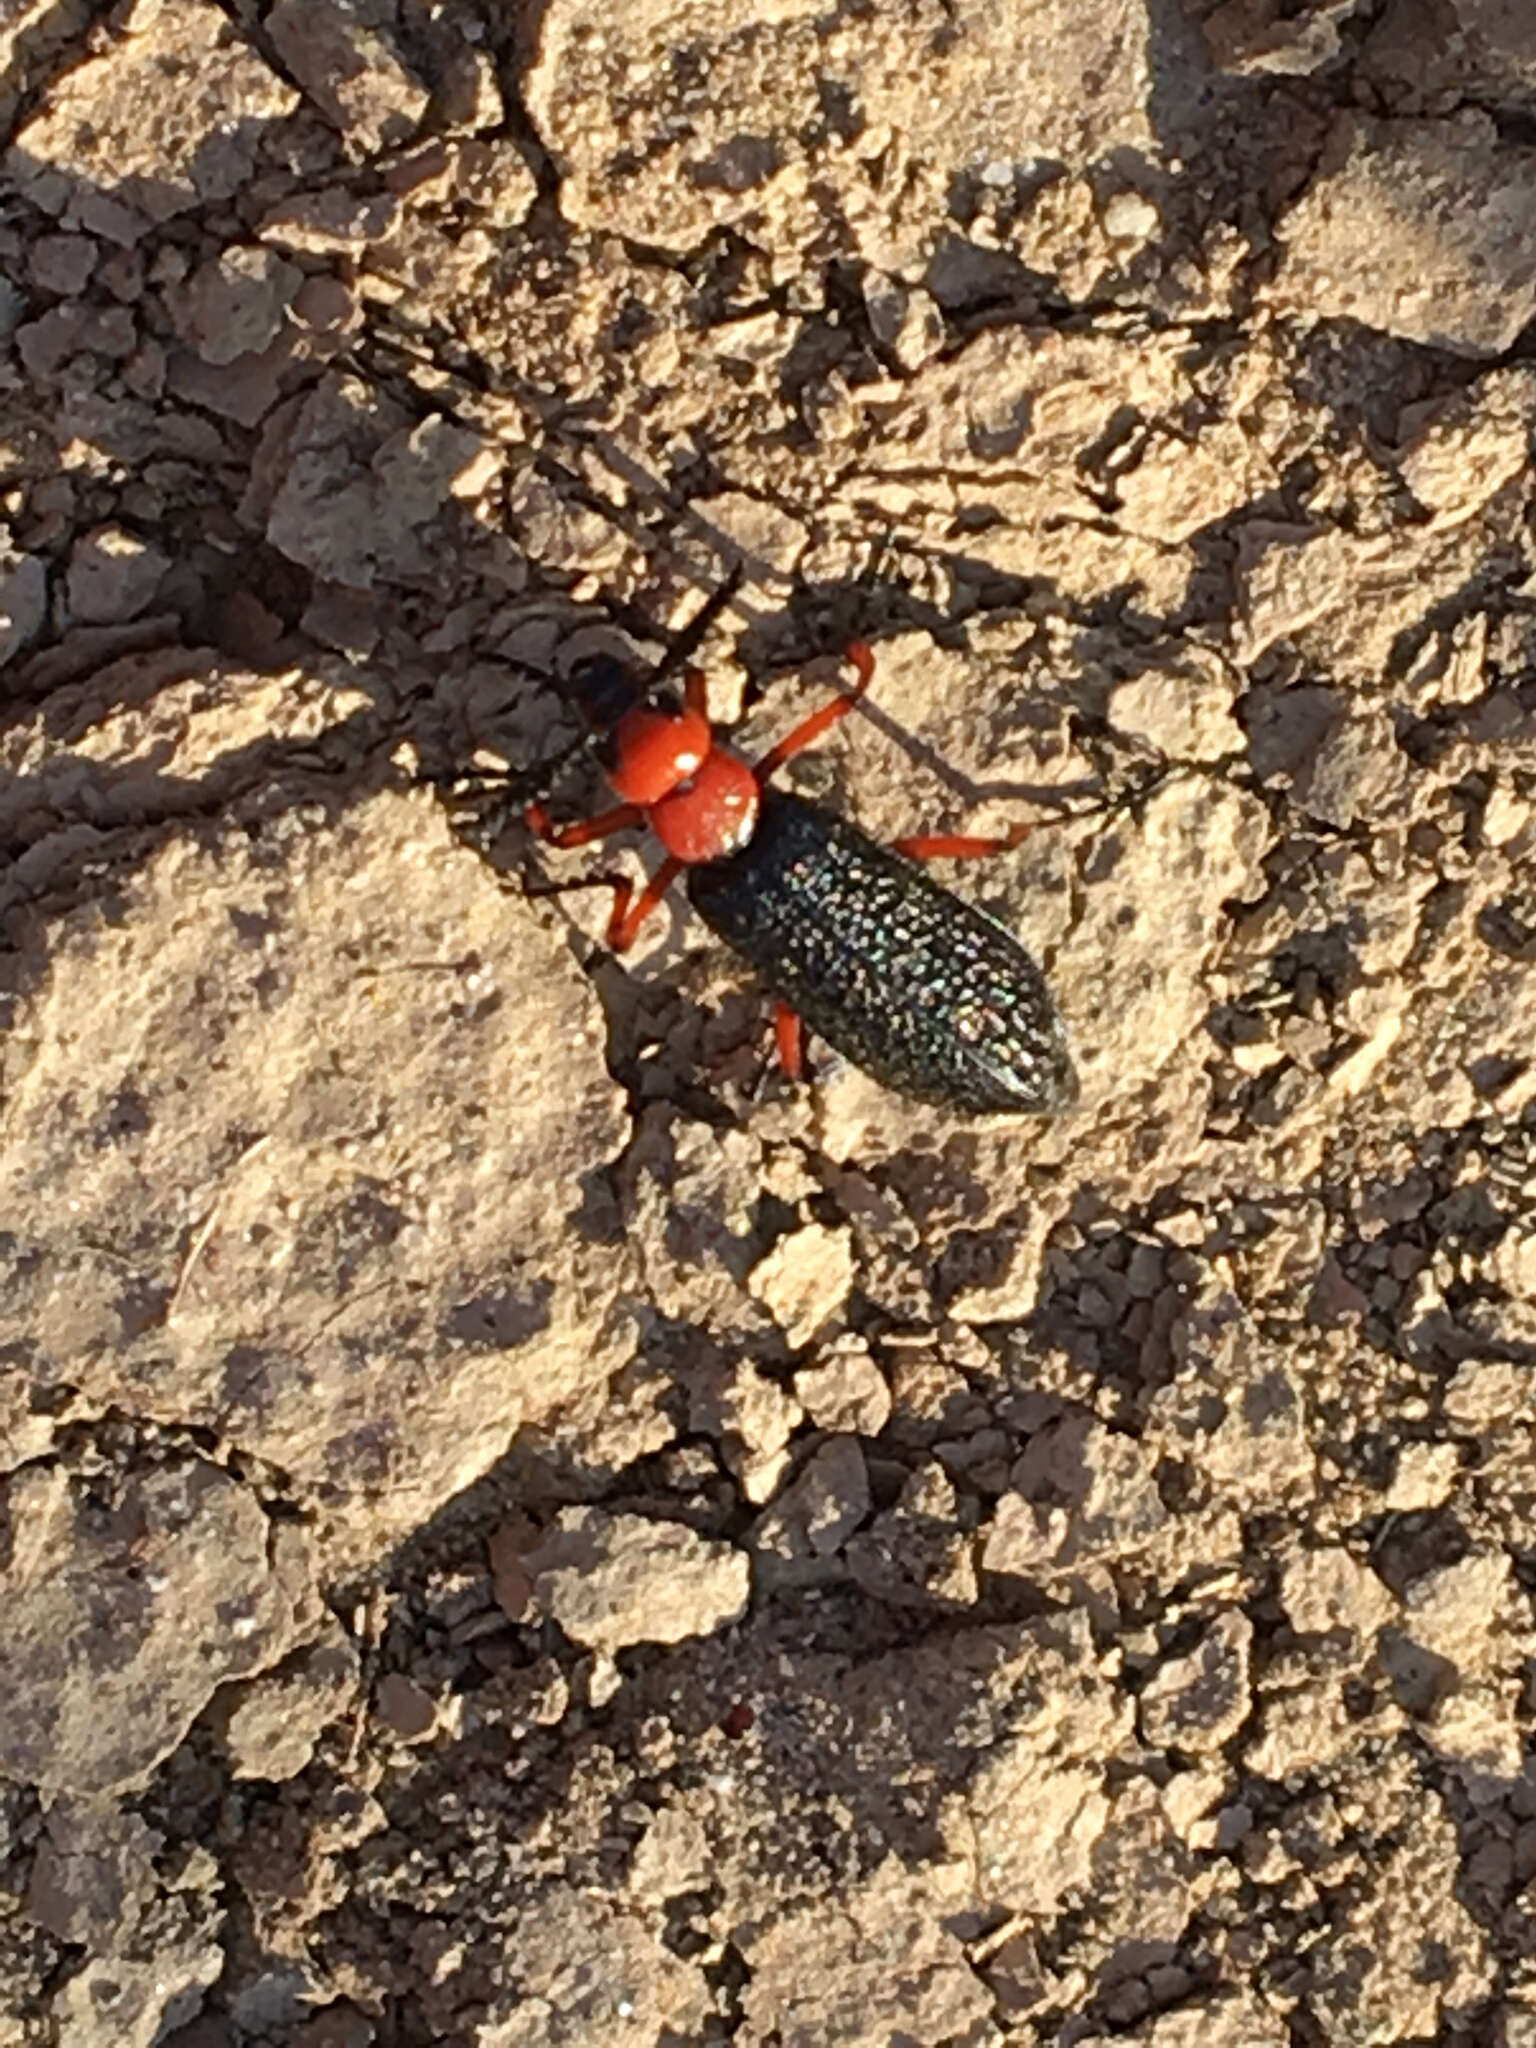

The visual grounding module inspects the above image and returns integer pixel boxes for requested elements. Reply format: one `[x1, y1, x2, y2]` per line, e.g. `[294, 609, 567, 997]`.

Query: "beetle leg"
[525, 799, 644, 848]
[752, 641, 875, 786]
[891, 820, 1032, 860]
[522, 860, 681, 951]
[644, 561, 746, 691]
[609, 858, 683, 950]
[773, 1001, 806, 1081]
[682, 666, 710, 722]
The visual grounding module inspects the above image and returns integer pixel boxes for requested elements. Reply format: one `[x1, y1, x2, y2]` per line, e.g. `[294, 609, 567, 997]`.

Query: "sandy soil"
[4, 0, 1536, 2042]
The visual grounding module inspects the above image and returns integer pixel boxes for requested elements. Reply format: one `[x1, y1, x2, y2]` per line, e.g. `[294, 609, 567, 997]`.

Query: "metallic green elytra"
[688, 787, 1078, 1115]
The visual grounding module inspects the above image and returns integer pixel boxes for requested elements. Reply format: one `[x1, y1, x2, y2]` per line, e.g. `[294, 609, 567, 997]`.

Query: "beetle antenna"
[645, 559, 746, 692]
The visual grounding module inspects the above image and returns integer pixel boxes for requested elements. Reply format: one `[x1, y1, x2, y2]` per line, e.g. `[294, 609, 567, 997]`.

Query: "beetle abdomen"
[687, 788, 1077, 1115]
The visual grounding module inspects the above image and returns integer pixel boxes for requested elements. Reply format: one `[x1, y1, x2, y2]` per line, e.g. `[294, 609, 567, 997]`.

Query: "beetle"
[522, 631, 1078, 1116]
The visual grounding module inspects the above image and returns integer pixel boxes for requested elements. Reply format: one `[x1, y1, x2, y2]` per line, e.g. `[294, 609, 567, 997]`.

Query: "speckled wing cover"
[687, 788, 1078, 1114]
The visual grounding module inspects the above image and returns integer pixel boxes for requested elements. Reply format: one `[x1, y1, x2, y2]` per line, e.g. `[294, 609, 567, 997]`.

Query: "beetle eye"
[567, 653, 641, 731]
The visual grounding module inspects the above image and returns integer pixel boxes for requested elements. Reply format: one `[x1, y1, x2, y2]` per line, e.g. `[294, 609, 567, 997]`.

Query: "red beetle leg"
[526, 860, 682, 951]
[891, 820, 1032, 861]
[608, 857, 683, 951]
[683, 666, 710, 721]
[773, 1001, 805, 1081]
[753, 640, 875, 787]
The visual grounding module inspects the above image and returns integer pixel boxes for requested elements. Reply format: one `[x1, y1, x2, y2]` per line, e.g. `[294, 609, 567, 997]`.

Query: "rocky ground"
[3, 0, 1536, 2042]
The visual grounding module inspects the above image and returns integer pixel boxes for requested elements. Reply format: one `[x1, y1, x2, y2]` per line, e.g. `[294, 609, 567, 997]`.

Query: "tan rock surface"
[7, 0, 1536, 2041]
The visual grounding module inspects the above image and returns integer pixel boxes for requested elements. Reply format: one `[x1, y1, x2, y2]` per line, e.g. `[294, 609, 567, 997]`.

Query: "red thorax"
[607, 700, 759, 864]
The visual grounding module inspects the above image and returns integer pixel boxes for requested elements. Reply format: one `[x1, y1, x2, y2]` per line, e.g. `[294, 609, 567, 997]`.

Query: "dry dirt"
[4, 1, 1536, 2043]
